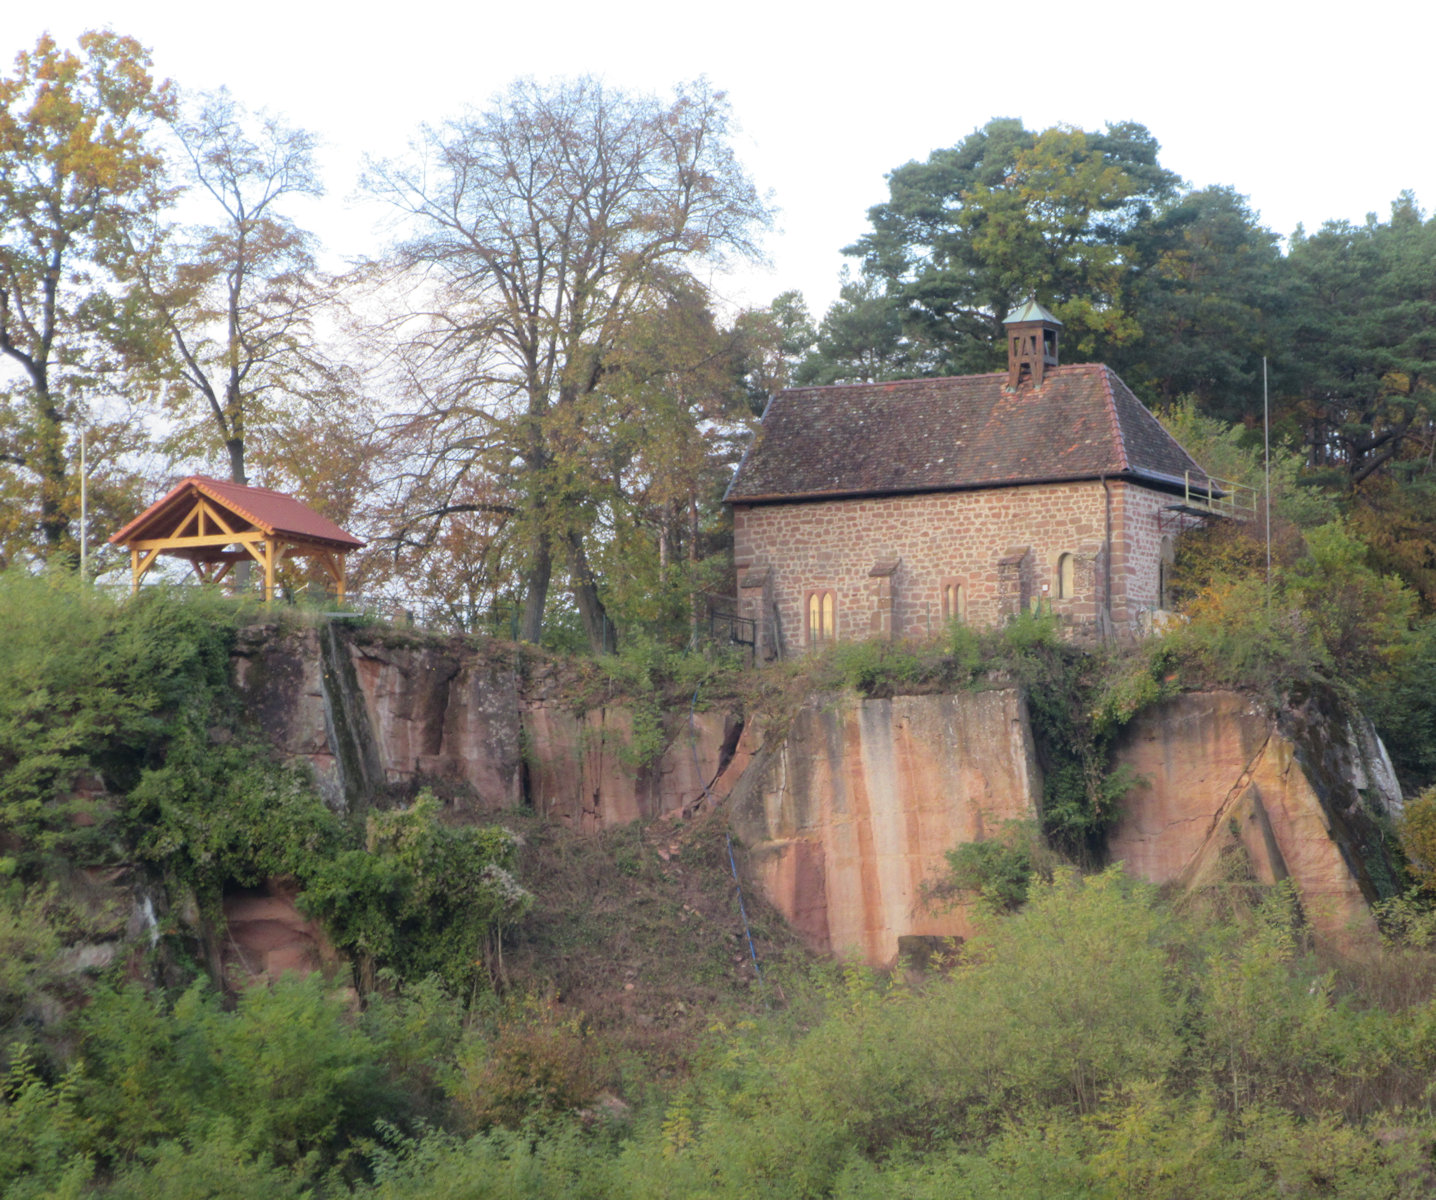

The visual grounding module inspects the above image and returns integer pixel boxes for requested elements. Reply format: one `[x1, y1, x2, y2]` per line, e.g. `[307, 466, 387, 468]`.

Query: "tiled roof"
[725, 364, 1209, 504]
[109, 476, 365, 549]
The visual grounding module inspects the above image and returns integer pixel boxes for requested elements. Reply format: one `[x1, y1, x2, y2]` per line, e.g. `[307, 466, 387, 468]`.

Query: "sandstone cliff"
[232, 625, 744, 828]
[1109, 688, 1402, 945]
[232, 626, 1404, 970]
[726, 690, 1041, 962]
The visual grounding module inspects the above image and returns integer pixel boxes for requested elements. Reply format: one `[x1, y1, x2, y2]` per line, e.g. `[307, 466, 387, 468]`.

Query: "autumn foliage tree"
[0, 30, 172, 563]
[363, 77, 770, 647]
[578, 281, 758, 636]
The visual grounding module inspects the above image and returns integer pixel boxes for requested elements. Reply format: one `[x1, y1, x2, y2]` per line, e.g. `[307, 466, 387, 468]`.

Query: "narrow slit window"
[1056, 553, 1075, 600]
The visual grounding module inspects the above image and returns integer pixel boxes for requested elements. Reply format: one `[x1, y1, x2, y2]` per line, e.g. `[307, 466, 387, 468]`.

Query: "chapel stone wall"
[733, 479, 1175, 651]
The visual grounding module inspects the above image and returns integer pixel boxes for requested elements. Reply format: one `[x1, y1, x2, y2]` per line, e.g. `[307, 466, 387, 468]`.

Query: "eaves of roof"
[724, 363, 1209, 507]
[729, 467, 1198, 507]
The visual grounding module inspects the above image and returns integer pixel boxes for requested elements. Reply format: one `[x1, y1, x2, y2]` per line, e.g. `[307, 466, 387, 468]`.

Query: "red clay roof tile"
[725, 364, 1207, 504]
[109, 476, 364, 549]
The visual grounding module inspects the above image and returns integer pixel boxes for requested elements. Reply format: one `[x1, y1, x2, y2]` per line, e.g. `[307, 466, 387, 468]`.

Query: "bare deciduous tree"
[363, 76, 769, 647]
[131, 90, 344, 488]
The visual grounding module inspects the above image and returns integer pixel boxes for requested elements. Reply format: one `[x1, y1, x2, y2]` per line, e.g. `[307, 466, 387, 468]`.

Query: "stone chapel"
[724, 299, 1215, 656]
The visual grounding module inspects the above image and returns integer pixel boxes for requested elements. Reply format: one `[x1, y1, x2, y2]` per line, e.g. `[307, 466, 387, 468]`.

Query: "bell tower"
[1003, 297, 1062, 387]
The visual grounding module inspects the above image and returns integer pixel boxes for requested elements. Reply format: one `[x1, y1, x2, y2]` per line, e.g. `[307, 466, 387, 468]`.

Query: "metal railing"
[706, 603, 756, 661]
[1182, 471, 1259, 521]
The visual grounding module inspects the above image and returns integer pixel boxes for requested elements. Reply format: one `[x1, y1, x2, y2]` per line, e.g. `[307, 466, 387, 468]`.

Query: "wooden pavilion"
[108, 476, 365, 601]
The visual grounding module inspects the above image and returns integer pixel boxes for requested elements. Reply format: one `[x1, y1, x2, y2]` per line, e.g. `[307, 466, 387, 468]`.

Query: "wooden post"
[110, 483, 362, 604]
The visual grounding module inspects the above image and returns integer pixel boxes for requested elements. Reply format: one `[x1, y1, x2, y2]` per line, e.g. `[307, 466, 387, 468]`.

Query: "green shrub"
[1000, 606, 1062, 654]
[1373, 887, 1436, 948]
[451, 996, 601, 1131]
[67, 974, 399, 1177]
[303, 794, 531, 997]
[0, 884, 62, 1039]
[585, 633, 740, 767]
[632, 867, 1186, 1197]
[1399, 788, 1436, 894]
[825, 638, 925, 695]
[947, 868, 1182, 1117]
[0, 1047, 92, 1200]
[0, 572, 341, 917]
[997, 627, 1140, 862]
[1284, 521, 1416, 684]
[355, 1120, 622, 1200]
[127, 742, 345, 908]
[933, 822, 1046, 914]
[102, 1120, 310, 1200]
[360, 974, 466, 1121]
[1361, 617, 1436, 790]
[1165, 521, 1418, 707]
[944, 619, 985, 681]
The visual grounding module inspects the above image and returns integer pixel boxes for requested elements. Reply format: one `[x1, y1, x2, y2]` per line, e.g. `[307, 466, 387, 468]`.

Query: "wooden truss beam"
[121, 493, 354, 603]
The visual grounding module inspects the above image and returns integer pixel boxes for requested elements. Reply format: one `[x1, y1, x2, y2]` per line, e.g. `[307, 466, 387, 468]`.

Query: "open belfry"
[108, 475, 364, 601]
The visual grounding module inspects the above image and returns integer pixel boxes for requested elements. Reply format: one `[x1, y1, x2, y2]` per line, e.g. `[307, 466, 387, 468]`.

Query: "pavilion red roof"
[109, 476, 365, 550]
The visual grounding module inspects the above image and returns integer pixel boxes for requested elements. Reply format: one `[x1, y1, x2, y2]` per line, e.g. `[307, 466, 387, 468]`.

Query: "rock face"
[731, 687, 1401, 964]
[235, 626, 744, 824]
[233, 626, 1404, 968]
[222, 879, 339, 981]
[235, 625, 524, 815]
[728, 690, 1041, 962]
[1108, 690, 1402, 944]
[522, 701, 744, 829]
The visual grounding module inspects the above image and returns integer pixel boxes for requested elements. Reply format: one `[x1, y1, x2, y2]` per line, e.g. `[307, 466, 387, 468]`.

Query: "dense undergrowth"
[0, 573, 529, 1019]
[6, 564, 1436, 1196]
[10, 869, 1436, 1197]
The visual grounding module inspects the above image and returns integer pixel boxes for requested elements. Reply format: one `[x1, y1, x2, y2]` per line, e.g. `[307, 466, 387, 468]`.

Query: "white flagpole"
[80, 425, 88, 582]
[1264, 357, 1271, 595]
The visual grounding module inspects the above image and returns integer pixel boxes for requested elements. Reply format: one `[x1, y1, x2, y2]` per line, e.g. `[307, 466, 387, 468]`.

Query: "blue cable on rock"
[727, 831, 764, 987]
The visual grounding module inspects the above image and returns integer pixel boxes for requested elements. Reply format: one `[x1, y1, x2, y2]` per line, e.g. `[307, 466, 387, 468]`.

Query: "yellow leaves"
[1398, 787, 1436, 893]
[0, 32, 170, 250]
[661, 1096, 697, 1157]
[1013, 127, 1134, 227]
[1380, 369, 1413, 398]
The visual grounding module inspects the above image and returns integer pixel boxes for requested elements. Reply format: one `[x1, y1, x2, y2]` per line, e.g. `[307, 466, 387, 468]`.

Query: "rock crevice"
[237, 628, 1403, 967]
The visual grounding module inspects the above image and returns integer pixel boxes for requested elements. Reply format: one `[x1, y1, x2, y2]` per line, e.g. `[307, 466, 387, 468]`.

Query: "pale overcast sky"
[12, 0, 1436, 317]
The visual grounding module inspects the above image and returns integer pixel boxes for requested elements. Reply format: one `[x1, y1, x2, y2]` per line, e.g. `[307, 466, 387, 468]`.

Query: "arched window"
[1056, 553, 1075, 600]
[940, 578, 965, 623]
[806, 590, 836, 644]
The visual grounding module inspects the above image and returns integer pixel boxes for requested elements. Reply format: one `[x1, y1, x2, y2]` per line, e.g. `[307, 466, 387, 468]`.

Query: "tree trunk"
[35, 388, 70, 553]
[227, 438, 247, 485]
[227, 438, 251, 587]
[566, 531, 612, 654]
[689, 493, 700, 638]
[518, 533, 552, 644]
